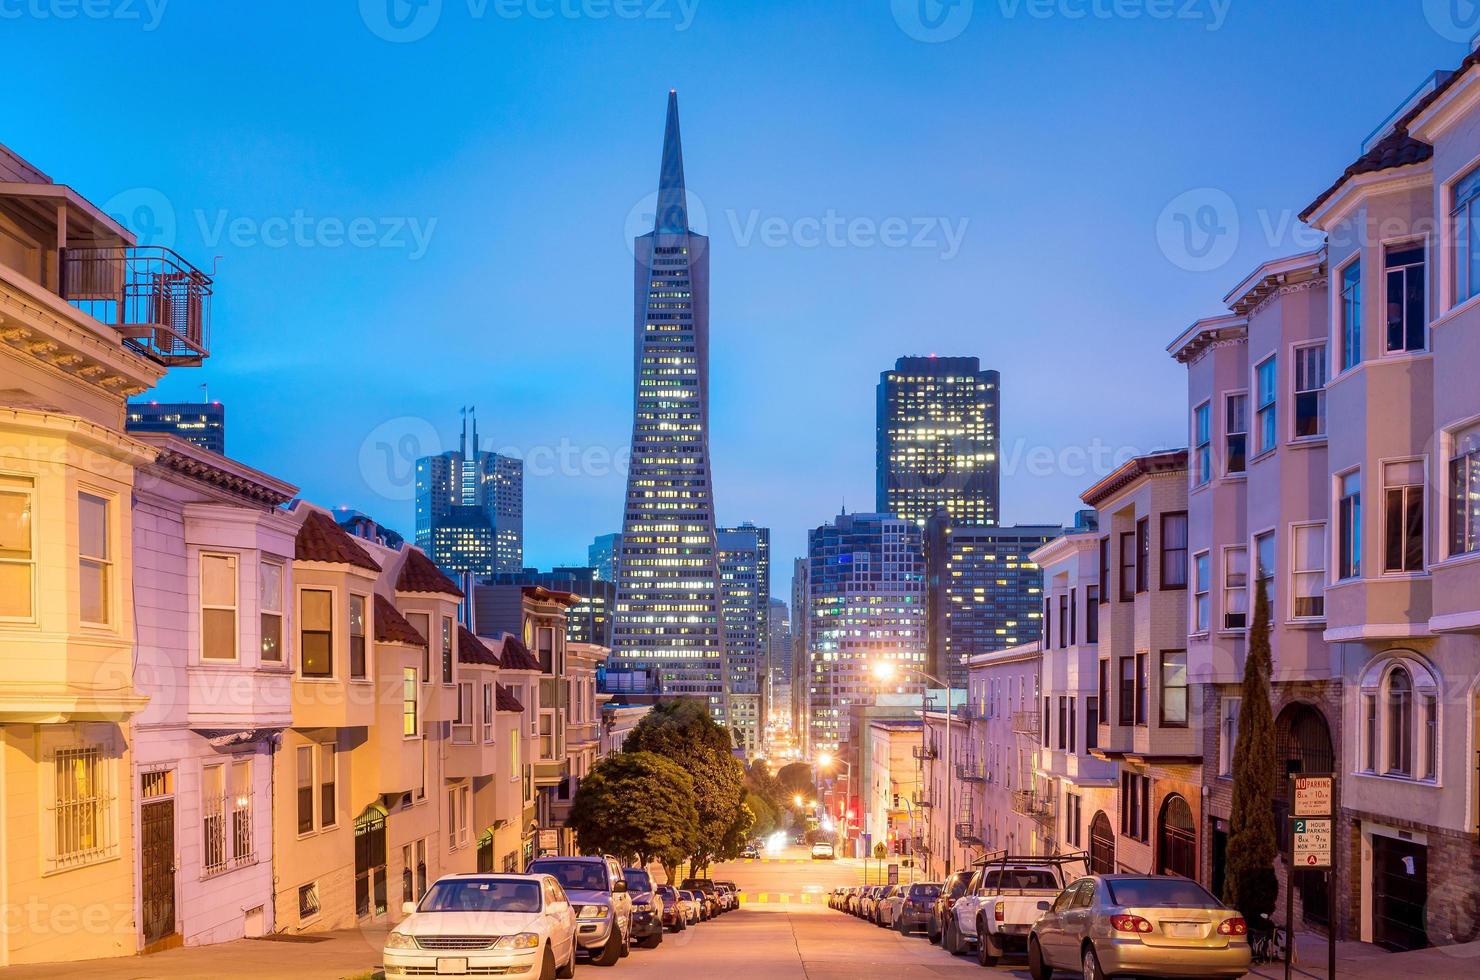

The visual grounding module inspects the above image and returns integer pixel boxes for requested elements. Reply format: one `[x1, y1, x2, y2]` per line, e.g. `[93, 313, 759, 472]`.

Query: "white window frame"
[1357, 656, 1440, 785]
[77, 489, 114, 628]
[1254, 356, 1278, 457]
[453, 682, 474, 745]
[1193, 400, 1212, 487]
[1224, 391, 1249, 476]
[199, 552, 240, 662]
[482, 682, 495, 743]
[1337, 255, 1363, 372]
[1382, 237, 1429, 356]
[1381, 457, 1427, 575]
[1337, 468, 1363, 581]
[46, 740, 120, 871]
[0, 475, 36, 623]
[259, 558, 285, 666]
[402, 668, 419, 739]
[1191, 549, 1210, 634]
[298, 586, 336, 680]
[1289, 522, 1327, 622]
[1221, 545, 1248, 632]
[1291, 341, 1327, 440]
[1445, 415, 1480, 559]
[348, 593, 368, 681]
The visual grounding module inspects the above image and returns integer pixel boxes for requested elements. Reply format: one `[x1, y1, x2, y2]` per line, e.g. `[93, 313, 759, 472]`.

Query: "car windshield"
[1106, 877, 1222, 908]
[909, 884, 941, 898]
[656, 885, 676, 898]
[945, 872, 972, 898]
[420, 878, 542, 913]
[624, 869, 653, 892]
[980, 869, 1060, 890]
[531, 861, 608, 892]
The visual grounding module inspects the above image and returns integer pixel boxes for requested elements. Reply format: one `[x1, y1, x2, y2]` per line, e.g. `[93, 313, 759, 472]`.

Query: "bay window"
[1135, 517, 1150, 594]
[1291, 523, 1326, 619]
[1160, 512, 1188, 589]
[260, 560, 284, 663]
[1294, 343, 1327, 437]
[1256, 357, 1278, 455]
[1254, 531, 1275, 611]
[349, 594, 367, 679]
[402, 668, 418, 737]
[0, 478, 34, 619]
[1223, 547, 1248, 629]
[1453, 165, 1480, 304]
[1118, 658, 1134, 726]
[200, 554, 238, 660]
[1226, 392, 1248, 474]
[1384, 242, 1426, 353]
[1193, 551, 1210, 632]
[1341, 258, 1362, 370]
[1383, 460, 1425, 573]
[1118, 531, 1135, 602]
[1194, 402, 1211, 486]
[1338, 471, 1362, 580]
[300, 590, 333, 677]
[1449, 423, 1480, 557]
[1160, 650, 1188, 727]
[78, 491, 111, 625]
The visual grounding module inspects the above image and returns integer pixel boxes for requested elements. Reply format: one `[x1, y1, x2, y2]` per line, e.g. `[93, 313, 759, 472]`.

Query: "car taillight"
[1218, 917, 1248, 936]
[1109, 914, 1154, 934]
[994, 901, 1005, 922]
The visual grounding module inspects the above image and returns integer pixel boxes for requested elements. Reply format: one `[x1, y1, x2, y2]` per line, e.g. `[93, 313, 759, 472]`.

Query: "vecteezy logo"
[623, 188, 710, 255]
[1156, 187, 1239, 273]
[360, 0, 442, 42]
[101, 187, 177, 249]
[1424, 0, 1480, 43]
[892, 0, 973, 43]
[358, 416, 442, 501]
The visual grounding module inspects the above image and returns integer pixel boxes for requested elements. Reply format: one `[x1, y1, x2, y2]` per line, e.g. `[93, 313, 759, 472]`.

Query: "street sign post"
[1285, 773, 1337, 980]
[1291, 817, 1333, 868]
[1293, 775, 1333, 817]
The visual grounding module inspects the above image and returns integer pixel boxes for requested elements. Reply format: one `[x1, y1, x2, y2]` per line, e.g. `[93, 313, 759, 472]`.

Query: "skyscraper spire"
[655, 89, 688, 234]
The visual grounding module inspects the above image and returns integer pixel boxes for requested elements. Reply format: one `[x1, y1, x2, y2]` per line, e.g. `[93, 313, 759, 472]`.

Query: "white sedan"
[384, 873, 578, 980]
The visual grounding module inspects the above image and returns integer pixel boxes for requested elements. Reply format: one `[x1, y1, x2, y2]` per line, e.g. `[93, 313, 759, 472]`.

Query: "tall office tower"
[126, 400, 226, 454]
[483, 566, 615, 647]
[806, 512, 926, 753]
[767, 596, 791, 724]
[588, 533, 621, 582]
[611, 92, 727, 720]
[415, 408, 524, 578]
[876, 356, 1000, 527]
[790, 557, 810, 752]
[924, 515, 1080, 687]
[718, 523, 769, 755]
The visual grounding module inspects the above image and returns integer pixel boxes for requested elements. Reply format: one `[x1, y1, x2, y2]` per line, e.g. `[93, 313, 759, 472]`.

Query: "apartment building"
[0, 144, 210, 964]
[961, 644, 1044, 859]
[1083, 451, 1201, 879]
[863, 719, 923, 859]
[1032, 528, 1119, 871]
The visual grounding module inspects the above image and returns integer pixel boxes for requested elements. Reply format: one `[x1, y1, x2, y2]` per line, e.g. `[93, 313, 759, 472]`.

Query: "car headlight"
[385, 930, 418, 950]
[577, 904, 610, 919]
[493, 932, 541, 950]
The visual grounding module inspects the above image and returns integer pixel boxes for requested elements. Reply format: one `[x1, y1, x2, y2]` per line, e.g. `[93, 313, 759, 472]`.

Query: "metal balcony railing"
[1011, 710, 1040, 738]
[954, 821, 983, 845]
[1011, 789, 1055, 821]
[60, 246, 212, 365]
[956, 761, 986, 782]
[913, 744, 938, 761]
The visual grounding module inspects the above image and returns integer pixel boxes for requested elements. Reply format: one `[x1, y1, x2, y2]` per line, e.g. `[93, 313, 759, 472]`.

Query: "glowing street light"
[793, 793, 804, 807]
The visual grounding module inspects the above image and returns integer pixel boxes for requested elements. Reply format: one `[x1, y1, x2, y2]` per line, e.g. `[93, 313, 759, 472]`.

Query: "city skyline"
[14, 5, 1471, 586]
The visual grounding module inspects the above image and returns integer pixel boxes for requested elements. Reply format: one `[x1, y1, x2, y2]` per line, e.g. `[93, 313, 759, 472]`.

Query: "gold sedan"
[1027, 874, 1251, 979]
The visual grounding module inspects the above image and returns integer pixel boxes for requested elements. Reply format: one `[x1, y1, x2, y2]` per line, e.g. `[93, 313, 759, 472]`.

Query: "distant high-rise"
[611, 92, 727, 721]
[483, 566, 615, 647]
[415, 408, 523, 578]
[718, 524, 768, 756]
[806, 511, 925, 753]
[876, 356, 1000, 527]
[924, 516, 1084, 687]
[588, 533, 621, 582]
[767, 596, 791, 725]
[126, 400, 225, 454]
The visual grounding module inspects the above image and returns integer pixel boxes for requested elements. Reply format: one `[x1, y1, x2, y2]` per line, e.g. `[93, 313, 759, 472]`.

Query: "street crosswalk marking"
[735, 892, 819, 904]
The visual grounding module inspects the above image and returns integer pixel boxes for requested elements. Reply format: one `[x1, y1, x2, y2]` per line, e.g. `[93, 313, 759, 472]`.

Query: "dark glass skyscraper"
[126, 400, 226, 454]
[876, 356, 1000, 527]
[611, 93, 726, 720]
[415, 409, 523, 578]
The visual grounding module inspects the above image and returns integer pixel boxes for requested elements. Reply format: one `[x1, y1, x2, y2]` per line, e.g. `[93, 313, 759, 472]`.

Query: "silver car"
[1028, 874, 1251, 980]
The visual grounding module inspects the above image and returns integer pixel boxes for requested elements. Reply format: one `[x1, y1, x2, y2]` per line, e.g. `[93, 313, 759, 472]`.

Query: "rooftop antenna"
[459, 406, 468, 458]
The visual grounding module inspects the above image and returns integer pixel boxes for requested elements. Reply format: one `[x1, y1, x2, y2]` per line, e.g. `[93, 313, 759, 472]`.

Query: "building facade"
[611, 92, 726, 721]
[482, 567, 615, 647]
[415, 409, 523, 578]
[876, 356, 1000, 527]
[718, 523, 769, 755]
[766, 596, 791, 736]
[925, 518, 1065, 689]
[806, 512, 926, 753]
[126, 400, 225, 454]
[588, 533, 620, 583]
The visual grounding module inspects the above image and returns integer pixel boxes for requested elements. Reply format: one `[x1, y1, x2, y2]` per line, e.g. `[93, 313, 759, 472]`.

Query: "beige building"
[862, 718, 923, 860]
[0, 143, 209, 964]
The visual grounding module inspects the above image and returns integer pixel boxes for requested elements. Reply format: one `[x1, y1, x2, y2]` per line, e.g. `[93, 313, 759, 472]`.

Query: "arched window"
[1358, 655, 1439, 782]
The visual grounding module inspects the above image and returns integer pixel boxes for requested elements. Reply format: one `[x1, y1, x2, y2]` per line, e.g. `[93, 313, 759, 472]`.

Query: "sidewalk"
[1247, 933, 1480, 980]
[0, 928, 389, 979]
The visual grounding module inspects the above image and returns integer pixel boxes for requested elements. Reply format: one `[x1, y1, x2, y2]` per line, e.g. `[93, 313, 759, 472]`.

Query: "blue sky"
[8, 0, 1472, 597]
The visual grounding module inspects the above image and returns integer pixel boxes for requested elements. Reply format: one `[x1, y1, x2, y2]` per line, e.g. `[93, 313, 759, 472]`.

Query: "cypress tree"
[1222, 579, 1280, 926]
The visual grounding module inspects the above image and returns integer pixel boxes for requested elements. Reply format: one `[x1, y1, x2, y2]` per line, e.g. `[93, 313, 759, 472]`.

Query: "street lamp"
[872, 660, 957, 877]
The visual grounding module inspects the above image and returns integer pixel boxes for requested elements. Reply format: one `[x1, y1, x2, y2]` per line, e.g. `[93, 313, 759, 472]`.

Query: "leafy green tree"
[569, 751, 698, 871]
[1223, 582, 1280, 926]
[744, 790, 777, 838]
[623, 699, 748, 874]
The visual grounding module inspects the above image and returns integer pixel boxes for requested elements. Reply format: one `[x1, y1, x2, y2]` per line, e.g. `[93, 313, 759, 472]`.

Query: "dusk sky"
[10, 1, 1472, 596]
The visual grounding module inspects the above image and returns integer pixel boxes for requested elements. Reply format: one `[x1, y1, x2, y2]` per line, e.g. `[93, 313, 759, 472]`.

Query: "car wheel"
[540, 945, 557, 980]
[976, 924, 1000, 967]
[928, 920, 941, 945]
[618, 925, 631, 958]
[897, 918, 909, 936]
[556, 941, 576, 979]
[1027, 936, 1052, 980]
[944, 919, 961, 955]
[641, 929, 663, 949]
[1080, 945, 1105, 980]
[592, 931, 622, 967]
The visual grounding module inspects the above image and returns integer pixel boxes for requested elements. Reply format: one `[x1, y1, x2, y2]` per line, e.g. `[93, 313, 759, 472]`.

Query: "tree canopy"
[568, 750, 698, 870]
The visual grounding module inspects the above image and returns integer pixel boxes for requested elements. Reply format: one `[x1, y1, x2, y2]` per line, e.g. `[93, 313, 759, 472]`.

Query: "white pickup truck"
[943, 854, 1087, 966]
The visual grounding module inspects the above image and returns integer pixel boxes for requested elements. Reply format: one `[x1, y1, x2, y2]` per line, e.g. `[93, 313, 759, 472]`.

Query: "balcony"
[956, 760, 986, 782]
[912, 744, 938, 761]
[954, 821, 983, 845]
[60, 246, 212, 365]
[1011, 789, 1055, 822]
[1011, 710, 1040, 737]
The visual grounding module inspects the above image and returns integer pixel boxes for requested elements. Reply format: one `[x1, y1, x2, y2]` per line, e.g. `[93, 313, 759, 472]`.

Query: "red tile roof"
[522, 585, 581, 607]
[375, 594, 426, 646]
[496, 683, 524, 713]
[458, 626, 500, 666]
[498, 635, 544, 672]
[396, 548, 464, 598]
[295, 509, 381, 571]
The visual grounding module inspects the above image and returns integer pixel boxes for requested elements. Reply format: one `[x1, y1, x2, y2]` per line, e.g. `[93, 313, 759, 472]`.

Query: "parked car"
[622, 867, 664, 949]
[384, 872, 577, 980]
[712, 882, 735, 912]
[1027, 874, 1252, 980]
[680, 878, 720, 917]
[928, 869, 975, 944]
[794, 833, 807, 845]
[526, 854, 633, 966]
[875, 884, 904, 926]
[655, 884, 687, 932]
[741, 845, 760, 859]
[811, 841, 835, 860]
[953, 855, 1081, 964]
[893, 881, 941, 935]
[860, 885, 885, 920]
[715, 880, 741, 908]
[676, 889, 701, 925]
